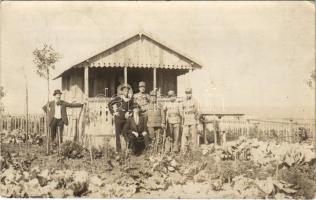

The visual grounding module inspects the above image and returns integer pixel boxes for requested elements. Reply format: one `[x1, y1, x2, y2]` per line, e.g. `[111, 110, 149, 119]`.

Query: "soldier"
[133, 81, 150, 118]
[146, 90, 165, 152]
[163, 90, 181, 153]
[180, 88, 200, 153]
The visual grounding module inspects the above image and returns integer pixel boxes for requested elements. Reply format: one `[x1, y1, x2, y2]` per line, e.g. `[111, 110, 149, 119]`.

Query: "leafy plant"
[60, 141, 84, 159]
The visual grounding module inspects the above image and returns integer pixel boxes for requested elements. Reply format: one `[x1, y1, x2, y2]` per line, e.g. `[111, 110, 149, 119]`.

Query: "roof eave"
[53, 32, 203, 79]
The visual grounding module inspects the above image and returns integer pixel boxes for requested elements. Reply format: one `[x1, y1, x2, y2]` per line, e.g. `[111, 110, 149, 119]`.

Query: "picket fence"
[0, 114, 46, 135]
[202, 117, 315, 144]
[1, 113, 315, 145]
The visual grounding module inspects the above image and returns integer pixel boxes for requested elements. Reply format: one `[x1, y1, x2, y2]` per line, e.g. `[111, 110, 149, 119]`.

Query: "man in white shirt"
[42, 89, 84, 146]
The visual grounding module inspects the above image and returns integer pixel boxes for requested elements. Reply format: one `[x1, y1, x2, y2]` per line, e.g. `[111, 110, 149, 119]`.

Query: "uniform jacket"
[108, 96, 133, 121]
[133, 92, 150, 113]
[146, 103, 165, 127]
[122, 114, 148, 136]
[180, 98, 199, 125]
[42, 100, 83, 126]
[163, 101, 181, 124]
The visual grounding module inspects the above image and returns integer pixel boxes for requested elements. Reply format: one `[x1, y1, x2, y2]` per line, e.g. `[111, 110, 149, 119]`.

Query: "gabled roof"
[54, 32, 203, 80]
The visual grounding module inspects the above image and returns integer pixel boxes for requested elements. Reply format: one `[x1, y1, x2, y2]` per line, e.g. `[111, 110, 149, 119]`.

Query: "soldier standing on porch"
[180, 88, 200, 153]
[146, 90, 165, 151]
[42, 89, 84, 147]
[133, 81, 150, 119]
[108, 85, 133, 153]
[163, 90, 181, 153]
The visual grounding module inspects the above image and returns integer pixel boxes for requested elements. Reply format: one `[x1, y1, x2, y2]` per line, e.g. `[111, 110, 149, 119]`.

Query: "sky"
[1, 1, 315, 118]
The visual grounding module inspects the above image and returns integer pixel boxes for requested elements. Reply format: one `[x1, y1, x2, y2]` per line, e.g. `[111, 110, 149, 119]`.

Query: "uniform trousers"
[181, 124, 198, 153]
[168, 123, 180, 152]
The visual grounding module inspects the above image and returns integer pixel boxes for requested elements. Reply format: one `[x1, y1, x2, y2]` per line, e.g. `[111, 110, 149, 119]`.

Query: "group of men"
[108, 81, 200, 156]
[42, 80, 200, 156]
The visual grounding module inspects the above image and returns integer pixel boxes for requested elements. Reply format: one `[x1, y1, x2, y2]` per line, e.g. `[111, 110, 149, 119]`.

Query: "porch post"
[189, 64, 193, 87]
[153, 67, 157, 91]
[84, 66, 89, 98]
[124, 66, 127, 84]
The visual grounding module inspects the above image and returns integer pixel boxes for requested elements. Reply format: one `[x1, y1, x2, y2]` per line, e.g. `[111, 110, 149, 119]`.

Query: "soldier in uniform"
[133, 81, 150, 119]
[146, 90, 165, 152]
[180, 88, 200, 153]
[163, 90, 181, 153]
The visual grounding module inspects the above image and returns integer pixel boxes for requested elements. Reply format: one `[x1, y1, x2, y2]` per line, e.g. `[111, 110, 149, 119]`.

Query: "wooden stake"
[46, 69, 50, 155]
[88, 134, 93, 165]
[162, 126, 166, 155]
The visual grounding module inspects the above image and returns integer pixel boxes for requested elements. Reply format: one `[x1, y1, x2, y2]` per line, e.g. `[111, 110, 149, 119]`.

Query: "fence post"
[290, 119, 294, 143]
[0, 114, 3, 133]
[7, 116, 10, 132]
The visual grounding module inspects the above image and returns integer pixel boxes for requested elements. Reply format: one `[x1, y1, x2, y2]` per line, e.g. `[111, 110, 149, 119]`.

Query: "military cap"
[149, 90, 156, 96]
[167, 90, 175, 97]
[53, 89, 62, 96]
[185, 88, 192, 94]
[139, 81, 146, 87]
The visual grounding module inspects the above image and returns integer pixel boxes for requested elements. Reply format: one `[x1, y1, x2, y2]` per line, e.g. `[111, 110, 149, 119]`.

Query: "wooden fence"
[202, 117, 315, 144]
[1, 111, 315, 145]
[0, 114, 46, 135]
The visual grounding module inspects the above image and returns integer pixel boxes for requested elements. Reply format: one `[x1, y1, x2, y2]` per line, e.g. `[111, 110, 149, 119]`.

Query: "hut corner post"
[84, 66, 89, 97]
[83, 66, 89, 143]
[124, 66, 127, 85]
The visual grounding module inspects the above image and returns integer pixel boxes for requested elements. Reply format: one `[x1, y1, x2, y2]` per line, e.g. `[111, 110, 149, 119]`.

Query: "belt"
[184, 111, 195, 114]
[168, 113, 179, 117]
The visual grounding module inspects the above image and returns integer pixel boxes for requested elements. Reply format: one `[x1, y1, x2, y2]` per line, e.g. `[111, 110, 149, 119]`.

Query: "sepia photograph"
[0, 1, 315, 199]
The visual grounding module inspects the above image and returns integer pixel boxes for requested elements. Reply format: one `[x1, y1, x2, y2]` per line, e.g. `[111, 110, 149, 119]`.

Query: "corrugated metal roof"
[53, 33, 203, 80]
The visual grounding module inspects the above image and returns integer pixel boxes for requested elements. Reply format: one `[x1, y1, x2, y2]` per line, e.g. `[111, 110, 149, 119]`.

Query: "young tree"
[33, 44, 61, 154]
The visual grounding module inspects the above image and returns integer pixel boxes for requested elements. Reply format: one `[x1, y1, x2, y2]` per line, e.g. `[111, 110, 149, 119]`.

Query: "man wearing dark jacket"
[42, 89, 84, 144]
[122, 104, 149, 155]
[108, 85, 133, 153]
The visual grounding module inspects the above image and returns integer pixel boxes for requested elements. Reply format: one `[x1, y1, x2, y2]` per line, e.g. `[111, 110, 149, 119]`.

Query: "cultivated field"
[1, 129, 316, 199]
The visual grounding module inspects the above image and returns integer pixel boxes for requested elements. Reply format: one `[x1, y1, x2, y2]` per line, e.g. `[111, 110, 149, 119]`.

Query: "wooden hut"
[53, 33, 203, 146]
